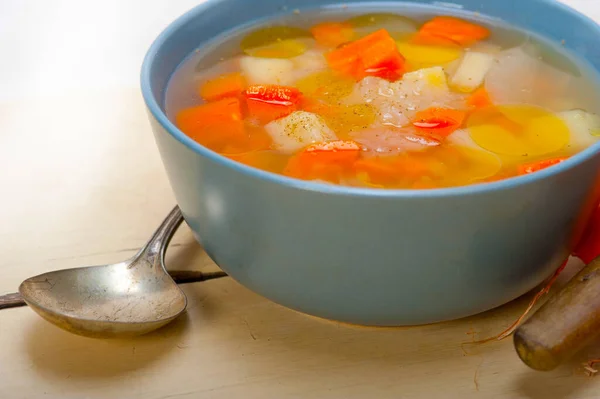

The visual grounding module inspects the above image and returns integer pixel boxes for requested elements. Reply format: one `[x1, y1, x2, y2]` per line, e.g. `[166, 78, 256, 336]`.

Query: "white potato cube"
[401, 66, 449, 90]
[558, 109, 600, 150]
[291, 50, 327, 72]
[450, 52, 495, 93]
[240, 56, 294, 85]
[265, 111, 337, 153]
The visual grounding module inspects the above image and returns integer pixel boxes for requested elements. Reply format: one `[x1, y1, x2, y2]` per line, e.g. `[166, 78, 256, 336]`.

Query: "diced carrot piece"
[518, 157, 568, 175]
[353, 157, 399, 180]
[311, 22, 355, 47]
[467, 87, 493, 109]
[414, 16, 490, 46]
[245, 84, 302, 123]
[199, 72, 247, 102]
[326, 42, 362, 78]
[360, 32, 407, 80]
[175, 97, 244, 145]
[573, 204, 600, 264]
[413, 107, 467, 137]
[285, 140, 361, 180]
[326, 29, 406, 81]
[353, 155, 431, 184]
[303, 140, 362, 162]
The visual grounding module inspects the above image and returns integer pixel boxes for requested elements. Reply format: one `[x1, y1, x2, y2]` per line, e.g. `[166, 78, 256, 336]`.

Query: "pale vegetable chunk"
[558, 109, 600, 150]
[450, 52, 495, 93]
[291, 50, 327, 74]
[401, 66, 449, 90]
[265, 111, 337, 153]
[350, 67, 466, 127]
[239, 56, 294, 85]
[392, 67, 466, 113]
[350, 127, 440, 154]
[485, 45, 573, 110]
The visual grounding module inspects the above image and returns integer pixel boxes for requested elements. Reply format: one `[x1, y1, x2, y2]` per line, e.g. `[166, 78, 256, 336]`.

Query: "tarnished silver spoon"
[18, 206, 188, 338]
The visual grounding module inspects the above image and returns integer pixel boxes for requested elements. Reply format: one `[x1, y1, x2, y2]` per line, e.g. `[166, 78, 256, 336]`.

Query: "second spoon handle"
[138, 206, 184, 266]
[0, 292, 24, 310]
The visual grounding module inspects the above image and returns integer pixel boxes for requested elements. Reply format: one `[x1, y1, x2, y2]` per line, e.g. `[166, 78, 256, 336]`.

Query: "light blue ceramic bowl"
[142, 0, 600, 326]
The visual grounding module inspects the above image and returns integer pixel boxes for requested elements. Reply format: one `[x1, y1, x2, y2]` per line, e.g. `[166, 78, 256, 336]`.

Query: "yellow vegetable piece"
[396, 39, 462, 69]
[325, 104, 377, 136]
[245, 39, 307, 59]
[448, 146, 502, 183]
[423, 145, 501, 186]
[241, 26, 310, 58]
[468, 105, 570, 157]
[295, 70, 355, 102]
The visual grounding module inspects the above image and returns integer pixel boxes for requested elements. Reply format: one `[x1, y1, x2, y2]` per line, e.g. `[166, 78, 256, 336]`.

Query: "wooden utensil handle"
[514, 256, 600, 371]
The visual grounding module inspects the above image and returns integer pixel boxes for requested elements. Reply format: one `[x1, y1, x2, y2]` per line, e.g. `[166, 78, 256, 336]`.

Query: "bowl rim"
[141, 0, 600, 199]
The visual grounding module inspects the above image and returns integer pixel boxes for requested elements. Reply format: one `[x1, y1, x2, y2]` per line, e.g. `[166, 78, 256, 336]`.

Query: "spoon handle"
[514, 256, 600, 371]
[138, 206, 184, 267]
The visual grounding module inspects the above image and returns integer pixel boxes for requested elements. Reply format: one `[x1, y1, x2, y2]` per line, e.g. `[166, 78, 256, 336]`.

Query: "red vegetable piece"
[413, 107, 467, 138]
[285, 140, 361, 180]
[245, 84, 302, 123]
[467, 87, 493, 109]
[518, 157, 568, 175]
[326, 29, 406, 81]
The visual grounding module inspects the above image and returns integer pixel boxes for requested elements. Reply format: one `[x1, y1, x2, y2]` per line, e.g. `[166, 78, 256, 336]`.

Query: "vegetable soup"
[165, 6, 600, 189]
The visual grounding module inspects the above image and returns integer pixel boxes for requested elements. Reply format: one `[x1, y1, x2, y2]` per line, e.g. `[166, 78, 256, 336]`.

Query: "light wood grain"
[1, 1, 600, 398]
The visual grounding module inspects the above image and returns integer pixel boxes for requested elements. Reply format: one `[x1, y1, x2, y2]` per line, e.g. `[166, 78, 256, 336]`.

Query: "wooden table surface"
[2, 1, 600, 398]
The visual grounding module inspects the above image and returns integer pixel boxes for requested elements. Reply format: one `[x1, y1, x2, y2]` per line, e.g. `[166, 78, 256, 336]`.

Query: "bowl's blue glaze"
[142, 0, 600, 325]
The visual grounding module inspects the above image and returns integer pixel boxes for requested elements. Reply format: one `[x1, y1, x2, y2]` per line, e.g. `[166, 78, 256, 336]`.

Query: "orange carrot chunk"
[353, 155, 432, 185]
[245, 84, 302, 123]
[518, 157, 568, 175]
[353, 157, 399, 180]
[413, 107, 467, 137]
[415, 16, 490, 46]
[467, 87, 493, 109]
[311, 22, 355, 47]
[326, 29, 406, 81]
[360, 31, 407, 81]
[175, 97, 244, 145]
[285, 140, 361, 180]
[303, 140, 362, 162]
[199, 72, 247, 102]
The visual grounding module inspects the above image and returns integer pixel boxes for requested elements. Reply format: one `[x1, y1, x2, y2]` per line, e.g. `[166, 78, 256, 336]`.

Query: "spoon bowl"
[19, 207, 187, 338]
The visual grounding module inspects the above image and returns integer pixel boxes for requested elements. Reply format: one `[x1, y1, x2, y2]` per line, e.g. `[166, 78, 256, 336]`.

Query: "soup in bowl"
[142, 0, 600, 325]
